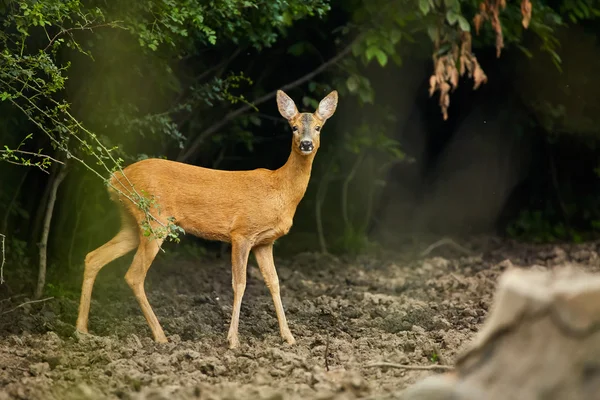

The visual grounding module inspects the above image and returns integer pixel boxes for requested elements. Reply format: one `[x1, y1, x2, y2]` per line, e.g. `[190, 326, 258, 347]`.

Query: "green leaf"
[517, 45, 533, 59]
[375, 50, 388, 67]
[427, 25, 439, 41]
[457, 15, 470, 32]
[365, 46, 387, 66]
[389, 29, 402, 45]
[287, 42, 305, 56]
[419, 0, 430, 15]
[444, 0, 458, 9]
[446, 10, 459, 25]
[346, 76, 359, 93]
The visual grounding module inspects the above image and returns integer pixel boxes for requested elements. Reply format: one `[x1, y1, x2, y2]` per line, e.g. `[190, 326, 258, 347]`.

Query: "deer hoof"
[155, 335, 169, 344]
[73, 329, 93, 343]
[284, 334, 296, 345]
[228, 336, 240, 349]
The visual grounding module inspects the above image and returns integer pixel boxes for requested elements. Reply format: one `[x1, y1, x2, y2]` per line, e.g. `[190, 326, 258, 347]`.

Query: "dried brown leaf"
[459, 55, 468, 76]
[429, 75, 437, 97]
[521, 0, 532, 28]
[495, 31, 504, 57]
[474, 14, 483, 35]
[441, 93, 450, 120]
[440, 82, 451, 96]
[473, 64, 488, 89]
[435, 58, 445, 77]
[450, 66, 459, 89]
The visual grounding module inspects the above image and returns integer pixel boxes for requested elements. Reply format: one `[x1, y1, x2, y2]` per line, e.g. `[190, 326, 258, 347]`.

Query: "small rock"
[572, 249, 598, 263]
[15, 349, 27, 357]
[411, 325, 426, 334]
[127, 333, 143, 349]
[433, 316, 452, 329]
[45, 331, 62, 345]
[9, 335, 23, 346]
[175, 349, 200, 361]
[497, 259, 514, 270]
[428, 257, 450, 269]
[539, 246, 567, 263]
[29, 362, 50, 376]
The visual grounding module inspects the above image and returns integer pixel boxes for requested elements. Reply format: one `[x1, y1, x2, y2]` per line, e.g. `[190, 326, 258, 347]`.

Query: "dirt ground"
[2, 238, 600, 400]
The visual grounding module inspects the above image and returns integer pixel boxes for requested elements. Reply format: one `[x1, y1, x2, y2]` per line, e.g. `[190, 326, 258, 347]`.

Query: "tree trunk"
[34, 164, 68, 299]
[402, 266, 600, 400]
[30, 170, 54, 251]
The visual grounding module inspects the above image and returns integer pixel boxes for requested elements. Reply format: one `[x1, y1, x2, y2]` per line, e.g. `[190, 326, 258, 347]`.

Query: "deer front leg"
[253, 243, 295, 345]
[227, 236, 251, 349]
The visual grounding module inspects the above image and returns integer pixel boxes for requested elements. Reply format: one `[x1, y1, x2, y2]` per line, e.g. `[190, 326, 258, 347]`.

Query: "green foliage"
[314, 104, 408, 255]
[506, 209, 584, 243]
[135, 191, 186, 244]
[1, 0, 600, 289]
[1, 136, 54, 172]
[560, 0, 600, 23]
[115, 0, 331, 51]
[0, 0, 331, 253]
[5, 236, 29, 271]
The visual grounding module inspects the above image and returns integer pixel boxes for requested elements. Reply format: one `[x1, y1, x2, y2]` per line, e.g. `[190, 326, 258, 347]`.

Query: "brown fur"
[75, 90, 338, 348]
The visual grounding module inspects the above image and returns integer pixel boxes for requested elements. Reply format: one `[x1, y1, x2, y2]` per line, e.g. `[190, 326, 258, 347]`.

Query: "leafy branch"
[0, 1, 185, 248]
[43, 22, 121, 52]
[177, 38, 357, 162]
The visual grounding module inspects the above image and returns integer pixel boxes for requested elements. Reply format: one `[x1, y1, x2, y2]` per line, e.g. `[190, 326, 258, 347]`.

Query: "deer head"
[277, 90, 338, 156]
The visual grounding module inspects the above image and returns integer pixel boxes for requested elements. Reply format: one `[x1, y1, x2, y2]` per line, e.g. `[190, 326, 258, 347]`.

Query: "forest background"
[1, 0, 600, 299]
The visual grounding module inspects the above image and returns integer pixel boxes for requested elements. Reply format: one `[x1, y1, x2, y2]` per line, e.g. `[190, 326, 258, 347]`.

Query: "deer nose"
[299, 140, 314, 152]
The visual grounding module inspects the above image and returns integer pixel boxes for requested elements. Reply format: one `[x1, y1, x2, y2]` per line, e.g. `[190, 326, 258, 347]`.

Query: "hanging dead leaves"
[521, 0, 532, 28]
[429, 32, 488, 120]
[429, 0, 533, 120]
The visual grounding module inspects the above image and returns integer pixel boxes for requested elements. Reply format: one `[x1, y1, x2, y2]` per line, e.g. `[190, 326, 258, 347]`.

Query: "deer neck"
[275, 146, 316, 204]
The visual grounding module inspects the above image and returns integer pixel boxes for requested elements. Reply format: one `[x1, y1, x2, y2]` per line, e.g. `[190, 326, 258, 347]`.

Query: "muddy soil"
[2, 239, 600, 400]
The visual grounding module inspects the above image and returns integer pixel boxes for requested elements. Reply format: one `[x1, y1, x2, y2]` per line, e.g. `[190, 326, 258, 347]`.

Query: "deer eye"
[315, 126, 321, 132]
[292, 126, 298, 132]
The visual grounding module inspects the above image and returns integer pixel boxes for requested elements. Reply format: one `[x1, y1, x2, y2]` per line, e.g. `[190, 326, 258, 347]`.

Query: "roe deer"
[75, 90, 338, 348]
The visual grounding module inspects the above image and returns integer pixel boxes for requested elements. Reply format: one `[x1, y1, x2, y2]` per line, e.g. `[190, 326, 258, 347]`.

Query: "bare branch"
[43, 22, 120, 52]
[420, 237, 474, 257]
[0, 149, 64, 164]
[0, 149, 64, 174]
[1, 297, 54, 315]
[177, 40, 356, 162]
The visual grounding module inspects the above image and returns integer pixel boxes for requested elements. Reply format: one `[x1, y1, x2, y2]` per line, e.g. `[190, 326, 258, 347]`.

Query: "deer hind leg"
[227, 236, 252, 349]
[76, 222, 139, 333]
[253, 243, 295, 345]
[124, 235, 167, 343]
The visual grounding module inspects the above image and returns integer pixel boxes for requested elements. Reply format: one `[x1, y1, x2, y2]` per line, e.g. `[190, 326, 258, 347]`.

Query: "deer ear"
[277, 90, 299, 120]
[316, 90, 338, 121]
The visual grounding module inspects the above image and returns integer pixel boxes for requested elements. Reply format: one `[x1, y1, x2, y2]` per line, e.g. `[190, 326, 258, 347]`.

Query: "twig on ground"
[365, 362, 454, 371]
[0, 294, 26, 304]
[450, 272, 466, 285]
[420, 237, 474, 257]
[1, 297, 54, 315]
